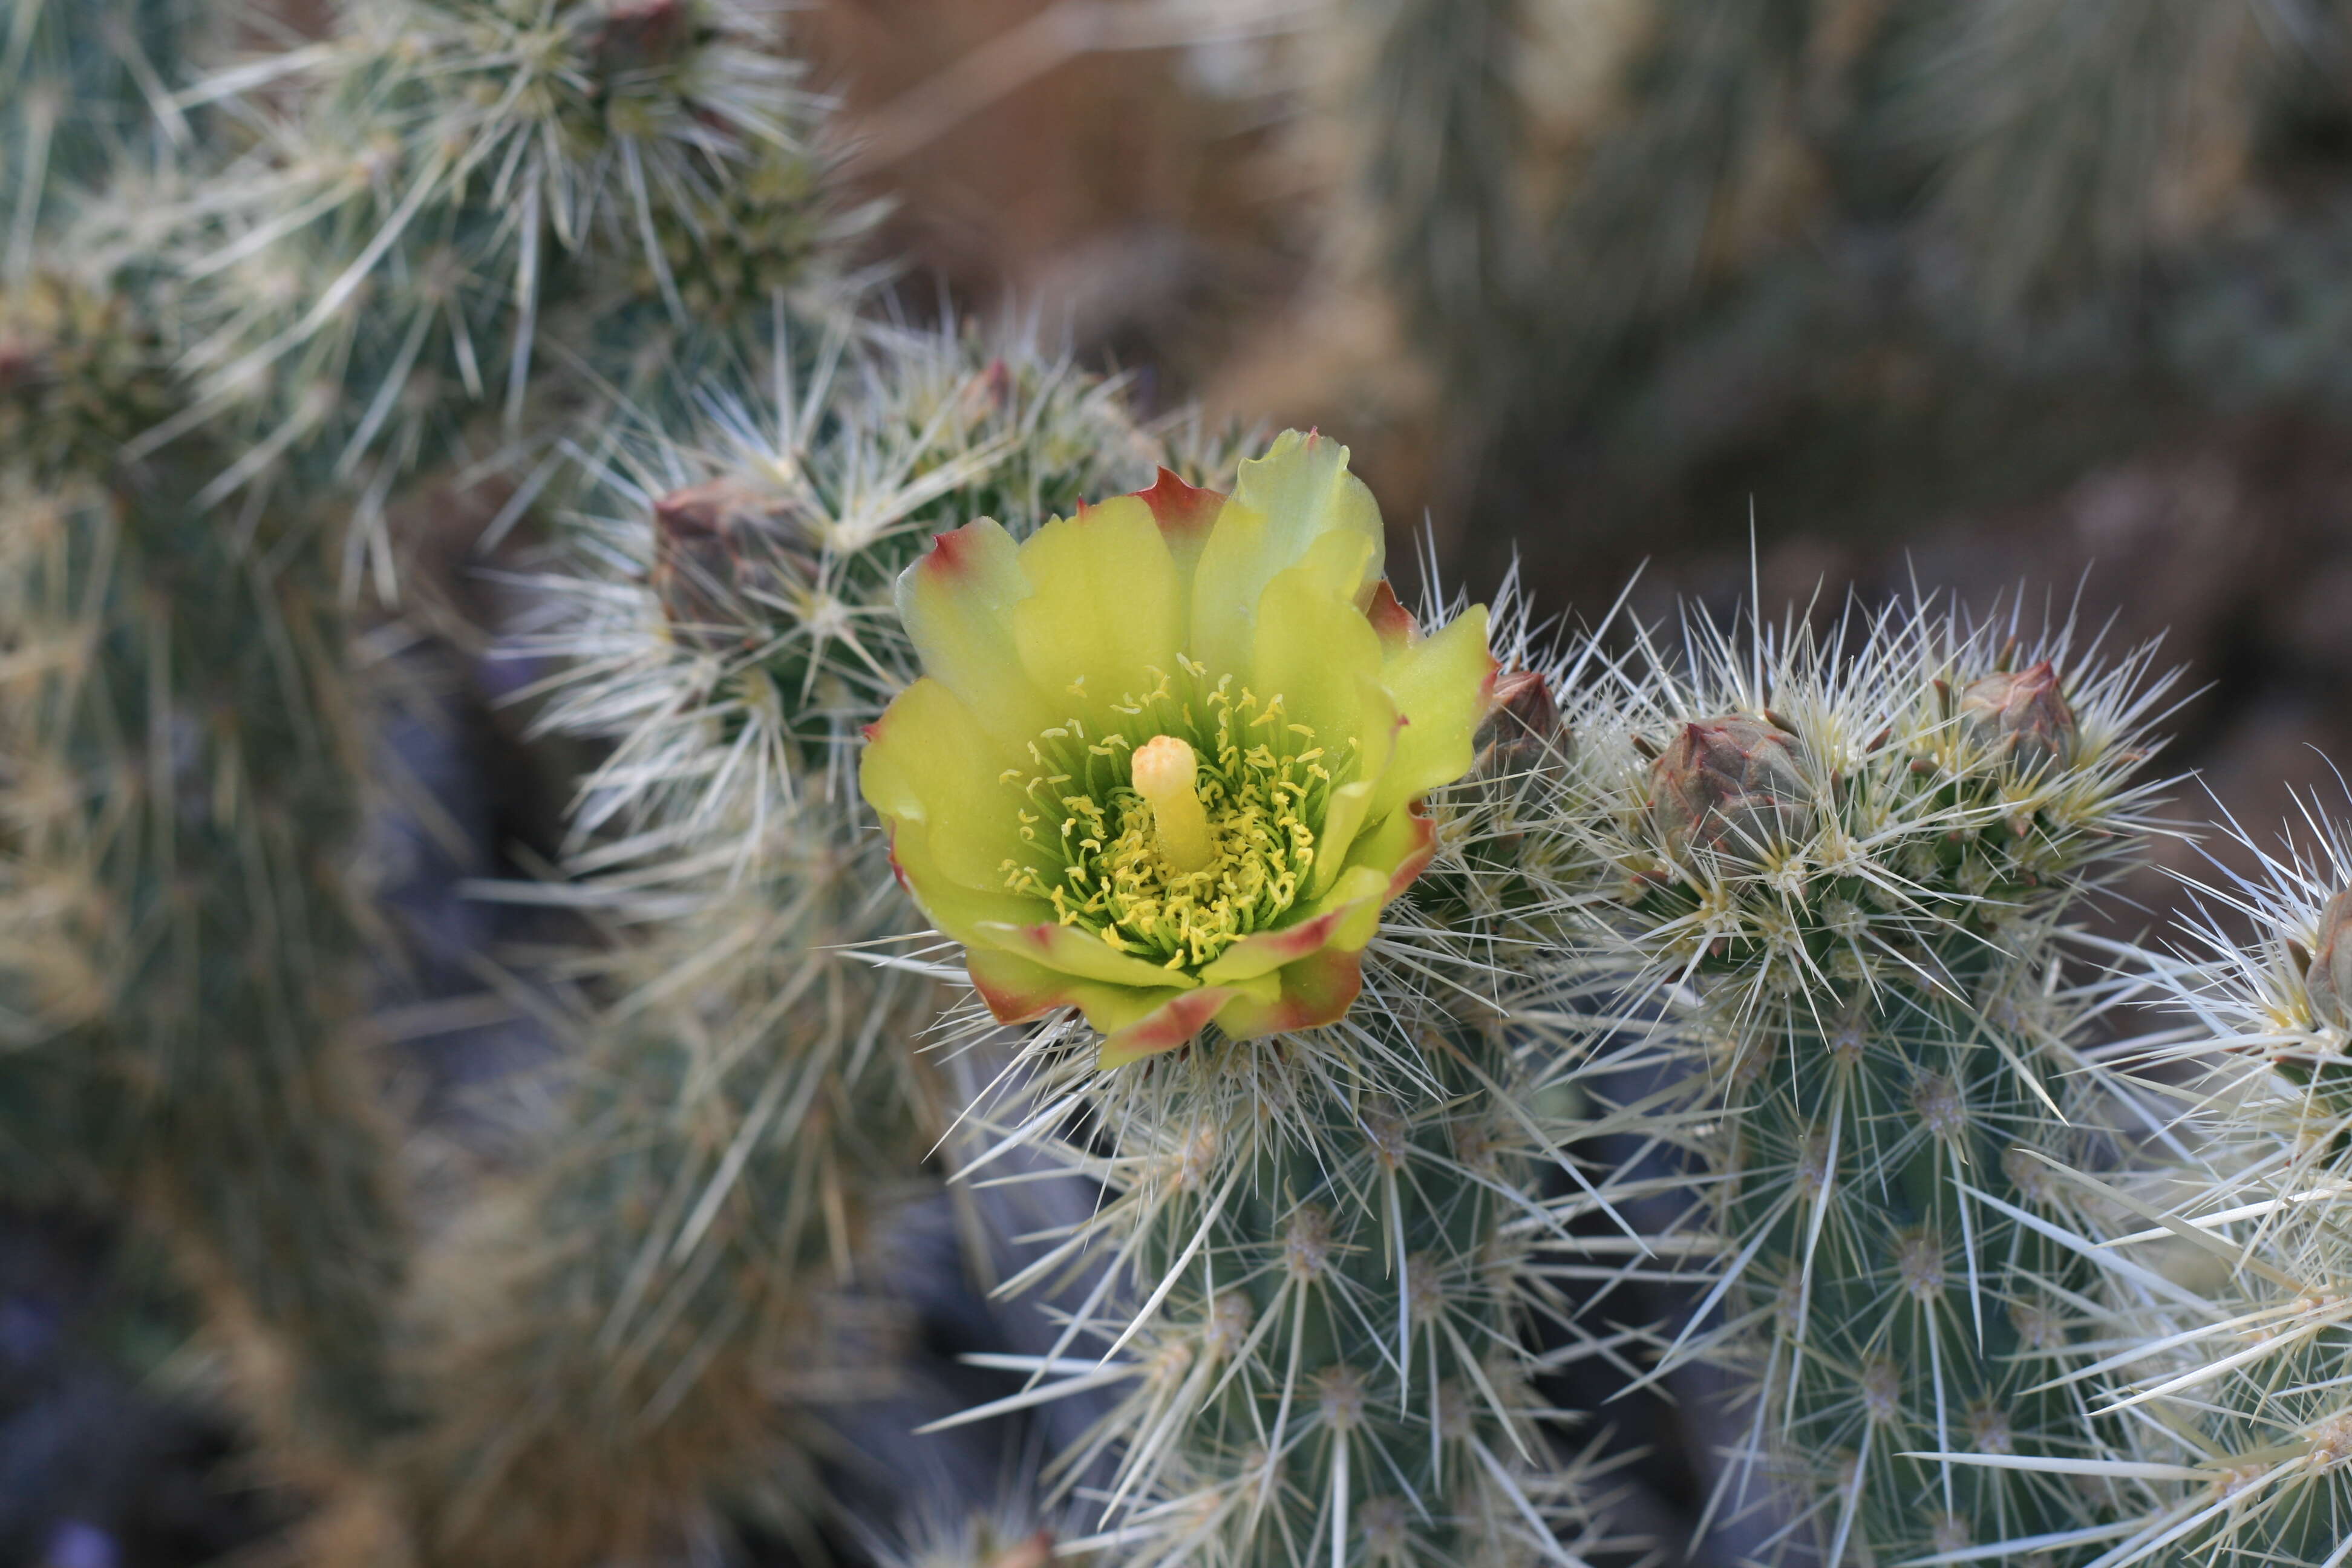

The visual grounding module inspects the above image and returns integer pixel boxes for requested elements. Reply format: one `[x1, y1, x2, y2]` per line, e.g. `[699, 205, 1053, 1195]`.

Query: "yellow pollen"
[998, 685, 1328, 970]
[1132, 734, 1215, 874]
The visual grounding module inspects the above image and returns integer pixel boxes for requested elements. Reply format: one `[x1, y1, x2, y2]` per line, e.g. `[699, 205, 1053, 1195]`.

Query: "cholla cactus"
[1, 0, 212, 273]
[522, 324, 1241, 895]
[0, 278, 409, 1501]
[898, 436, 1642, 1568]
[1552, 597, 2179, 1562]
[393, 910, 909, 1566]
[1989, 809, 2352, 1566]
[433, 327, 1252, 1560]
[122, 0, 849, 591]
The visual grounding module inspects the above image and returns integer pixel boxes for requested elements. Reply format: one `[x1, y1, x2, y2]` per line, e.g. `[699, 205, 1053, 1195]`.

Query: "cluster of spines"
[1991, 809, 2352, 1566]
[105, 0, 842, 591]
[1547, 594, 2178, 1563]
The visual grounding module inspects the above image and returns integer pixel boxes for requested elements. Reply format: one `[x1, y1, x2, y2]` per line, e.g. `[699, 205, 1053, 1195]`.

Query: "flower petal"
[884, 817, 1050, 942]
[1196, 870, 1382, 986]
[1011, 495, 1183, 708]
[1366, 580, 1416, 651]
[1249, 536, 1384, 757]
[1302, 675, 1397, 900]
[1344, 801, 1441, 897]
[1132, 466, 1223, 569]
[965, 944, 1191, 1033]
[1132, 467, 1227, 640]
[859, 676, 1027, 888]
[970, 918, 1202, 992]
[897, 519, 1056, 747]
[1211, 946, 1367, 1041]
[1367, 604, 1497, 825]
[1098, 987, 1240, 1068]
[1190, 430, 1384, 677]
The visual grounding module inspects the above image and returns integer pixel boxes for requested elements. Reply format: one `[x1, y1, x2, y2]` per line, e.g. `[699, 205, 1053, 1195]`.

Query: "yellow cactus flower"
[860, 431, 1497, 1068]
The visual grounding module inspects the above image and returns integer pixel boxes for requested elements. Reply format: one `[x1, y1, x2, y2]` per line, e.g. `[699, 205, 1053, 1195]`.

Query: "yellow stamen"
[1132, 734, 1216, 875]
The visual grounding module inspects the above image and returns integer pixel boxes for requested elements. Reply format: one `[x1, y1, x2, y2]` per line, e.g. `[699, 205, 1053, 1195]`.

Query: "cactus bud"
[593, 0, 689, 70]
[1478, 667, 1564, 775]
[1957, 660, 2076, 775]
[649, 479, 800, 650]
[0, 328, 41, 399]
[2305, 886, 2352, 1030]
[1647, 715, 1811, 862]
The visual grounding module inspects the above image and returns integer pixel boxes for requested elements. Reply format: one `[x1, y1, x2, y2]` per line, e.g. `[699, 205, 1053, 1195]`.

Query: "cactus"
[5, 1, 419, 1524]
[1549, 598, 2180, 1562]
[117, 0, 849, 593]
[36, 0, 2352, 1561]
[1, 0, 212, 275]
[1846, 0, 2275, 328]
[0, 275, 411, 1502]
[7, 0, 890, 1555]
[1347, 0, 1526, 399]
[1971, 809, 2352, 1566]
[871, 437, 1648, 1568]
[392, 903, 913, 1565]
[388, 328, 1252, 1563]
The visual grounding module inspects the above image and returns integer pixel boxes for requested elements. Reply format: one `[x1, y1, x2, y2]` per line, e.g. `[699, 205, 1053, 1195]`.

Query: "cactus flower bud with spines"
[650, 478, 802, 650]
[1956, 659, 2077, 774]
[2306, 886, 2352, 1032]
[1647, 713, 1811, 863]
[860, 431, 1497, 1067]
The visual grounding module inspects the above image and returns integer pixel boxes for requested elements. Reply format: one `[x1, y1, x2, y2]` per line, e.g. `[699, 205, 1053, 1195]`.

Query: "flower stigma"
[1131, 734, 1215, 874]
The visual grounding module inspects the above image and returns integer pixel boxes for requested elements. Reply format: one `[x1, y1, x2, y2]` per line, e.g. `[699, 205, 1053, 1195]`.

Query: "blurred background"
[18, 0, 2352, 1561]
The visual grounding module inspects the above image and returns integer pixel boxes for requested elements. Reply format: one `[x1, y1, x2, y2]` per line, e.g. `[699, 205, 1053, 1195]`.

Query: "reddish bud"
[1648, 715, 1811, 862]
[1957, 661, 2076, 775]
[2307, 886, 2352, 1030]
[0, 331, 42, 396]
[649, 479, 801, 649]
[593, 0, 690, 68]
[1478, 667, 1564, 774]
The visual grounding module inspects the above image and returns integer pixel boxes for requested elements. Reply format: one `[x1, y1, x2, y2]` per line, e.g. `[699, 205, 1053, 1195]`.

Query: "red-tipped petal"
[1099, 987, 1233, 1068]
[921, 524, 984, 576]
[1366, 580, 1417, 649]
[1132, 466, 1225, 541]
[1198, 906, 1354, 985]
[1383, 807, 1441, 899]
[964, 946, 1089, 1026]
[1214, 947, 1366, 1041]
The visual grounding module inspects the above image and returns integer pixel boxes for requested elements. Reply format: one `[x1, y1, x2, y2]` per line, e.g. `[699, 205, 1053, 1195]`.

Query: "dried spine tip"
[1131, 733, 1215, 874]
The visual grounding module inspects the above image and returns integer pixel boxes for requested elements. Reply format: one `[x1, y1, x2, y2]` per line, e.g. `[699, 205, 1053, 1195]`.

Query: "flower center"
[998, 665, 1350, 970]
[1129, 734, 1215, 874]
